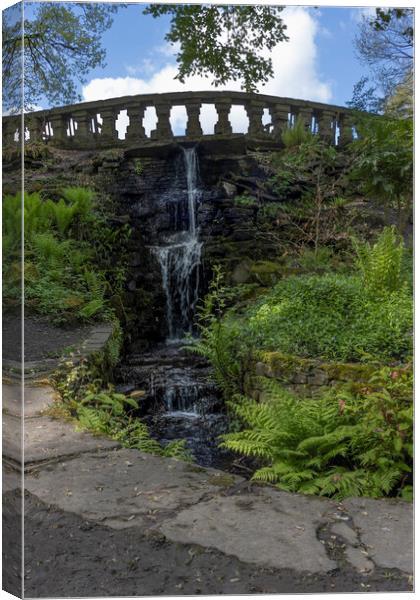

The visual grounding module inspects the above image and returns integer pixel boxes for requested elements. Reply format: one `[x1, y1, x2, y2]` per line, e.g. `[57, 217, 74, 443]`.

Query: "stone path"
[2, 380, 414, 596]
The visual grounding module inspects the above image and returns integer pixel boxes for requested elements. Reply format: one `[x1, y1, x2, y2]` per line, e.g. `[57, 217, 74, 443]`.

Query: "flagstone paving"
[2, 379, 414, 596]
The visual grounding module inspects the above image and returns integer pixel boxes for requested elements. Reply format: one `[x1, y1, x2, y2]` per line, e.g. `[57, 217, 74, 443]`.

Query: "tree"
[353, 8, 413, 100]
[143, 4, 288, 92]
[346, 76, 383, 114]
[350, 115, 413, 233]
[2, 2, 119, 111]
[3, 3, 288, 112]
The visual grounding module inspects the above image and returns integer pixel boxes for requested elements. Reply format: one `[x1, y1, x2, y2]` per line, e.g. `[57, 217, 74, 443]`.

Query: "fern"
[31, 233, 71, 267]
[221, 372, 412, 499]
[281, 115, 313, 148]
[76, 388, 193, 462]
[61, 187, 94, 219]
[50, 198, 76, 235]
[78, 270, 108, 319]
[352, 226, 405, 294]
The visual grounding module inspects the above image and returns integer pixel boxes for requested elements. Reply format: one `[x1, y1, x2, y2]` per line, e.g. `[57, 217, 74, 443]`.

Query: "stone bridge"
[3, 91, 357, 150]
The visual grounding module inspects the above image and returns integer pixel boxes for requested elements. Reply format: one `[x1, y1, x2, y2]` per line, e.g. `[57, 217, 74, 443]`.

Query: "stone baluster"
[338, 113, 353, 146]
[72, 109, 92, 143]
[317, 109, 336, 143]
[152, 102, 173, 139]
[48, 113, 68, 145]
[185, 101, 203, 137]
[126, 103, 146, 142]
[2, 117, 17, 145]
[25, 114, 43, 143]
[245, 100, 265, 137]
[100, 106, 118, 142]
[214, 100, 233, 135]
[297, 107, 313, 131]
[269, 103, 290, 139]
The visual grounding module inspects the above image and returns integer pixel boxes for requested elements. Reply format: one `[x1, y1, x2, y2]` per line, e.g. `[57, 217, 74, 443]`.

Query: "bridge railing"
[2, 91, 357, 148]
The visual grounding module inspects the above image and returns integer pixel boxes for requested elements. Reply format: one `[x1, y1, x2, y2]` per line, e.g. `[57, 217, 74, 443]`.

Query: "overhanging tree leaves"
[3, 3, 288, 112]
[143, 4, 288, 92]
[3, 2, 119, 111]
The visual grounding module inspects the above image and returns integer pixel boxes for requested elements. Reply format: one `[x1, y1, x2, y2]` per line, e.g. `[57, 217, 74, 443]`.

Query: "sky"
[80, 4, 374, 135]
[81, 4, 372, 108]
[2, 2, 380, 134]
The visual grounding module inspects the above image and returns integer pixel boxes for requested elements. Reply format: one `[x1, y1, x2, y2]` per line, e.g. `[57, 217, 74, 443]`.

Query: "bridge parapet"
[2, 91, 357, 149]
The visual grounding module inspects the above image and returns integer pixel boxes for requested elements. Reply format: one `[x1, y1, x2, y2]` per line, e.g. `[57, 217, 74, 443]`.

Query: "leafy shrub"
[192, 267, 252, 397]
[267, 136, 354, 251]
[296, 246, 336, 273]
[350, 114, 413, 231]
[3, 188, 131, 324]
[247, 272, 412, 362]
[221, 367, 412, 499]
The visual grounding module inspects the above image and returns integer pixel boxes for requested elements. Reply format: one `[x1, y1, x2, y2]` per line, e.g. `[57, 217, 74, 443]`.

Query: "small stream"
[117, 146, 235, 469]
[117, 342, 234, 468]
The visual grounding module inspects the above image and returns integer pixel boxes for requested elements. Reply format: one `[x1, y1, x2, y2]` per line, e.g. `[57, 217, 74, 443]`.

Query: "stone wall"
[249, 351, 376, 398]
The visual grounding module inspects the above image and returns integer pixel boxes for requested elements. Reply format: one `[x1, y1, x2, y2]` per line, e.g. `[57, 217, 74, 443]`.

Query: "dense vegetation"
[2, 185, 192, 461]
[3, 187, 130, 324]
[2, 107, 412, 498]
[2, 4, 413, 502]
[221, 368, 412, 499]
[54, 358, 191, 462]
[194, 116, 413, 500]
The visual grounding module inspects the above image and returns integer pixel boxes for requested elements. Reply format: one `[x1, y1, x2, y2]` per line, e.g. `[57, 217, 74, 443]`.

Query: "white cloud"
[125, 58, 156, 77]
[82, 7, 332, 137]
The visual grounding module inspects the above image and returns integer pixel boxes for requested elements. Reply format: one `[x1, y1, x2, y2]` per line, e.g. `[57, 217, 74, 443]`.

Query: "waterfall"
[121, 146, 231, 466]
[152, 147, 202, 340]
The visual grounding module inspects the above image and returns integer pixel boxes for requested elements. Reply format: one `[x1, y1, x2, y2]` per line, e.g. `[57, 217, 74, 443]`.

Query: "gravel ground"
[2, 491, 412, 598]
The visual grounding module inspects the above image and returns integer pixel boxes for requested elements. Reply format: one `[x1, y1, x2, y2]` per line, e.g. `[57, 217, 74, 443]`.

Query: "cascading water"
[118, 146, 233, 468]
[152, 147, 202, 340]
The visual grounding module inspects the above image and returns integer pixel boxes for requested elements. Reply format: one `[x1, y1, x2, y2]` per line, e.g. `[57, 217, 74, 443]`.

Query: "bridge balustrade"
[2, 91, 357, 148]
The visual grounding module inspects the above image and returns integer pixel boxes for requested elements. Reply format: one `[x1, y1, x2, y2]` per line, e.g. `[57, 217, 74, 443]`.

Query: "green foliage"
[352, 226, 406, 294]
[221, 367, 412, 499]
[281, 116, 313, 148]
[54, 347, 192, 462]
[3, 188, 131, 324]
[76, 390, 192, 462]
[295, 246, 336, 273]
[350, 115, 413, 231]
[61, 187, 95, 234]
[77, 270, 108, 319]
[49, 198, 75, 235]
[267, 136, 354, 251]
[133, 159, 144, 176]
[192, 266, 251, 397]
[247, 272, 412, 362]
[31, 233, 71, 266]
[3, 2, 119, 110]
[80, 389, 139, 416]
[144, 5, 288, 92]
[233, 194, 258, 208]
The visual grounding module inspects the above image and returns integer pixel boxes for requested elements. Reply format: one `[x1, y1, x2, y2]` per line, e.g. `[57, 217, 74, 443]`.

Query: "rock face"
[5, 140, 277, 350]
[99, 142, 279, 350]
